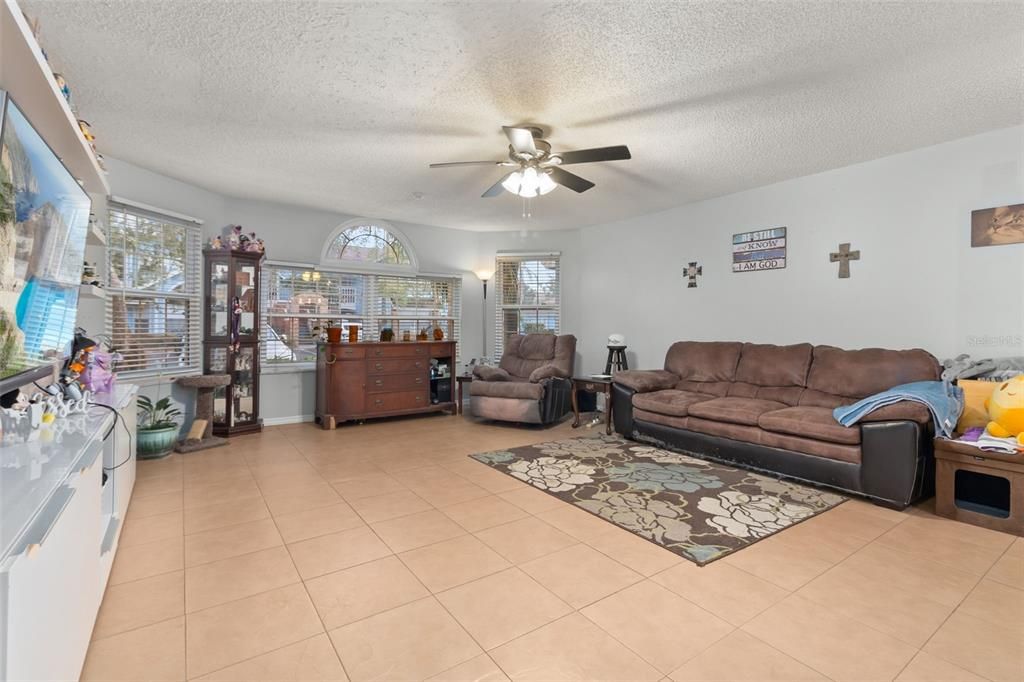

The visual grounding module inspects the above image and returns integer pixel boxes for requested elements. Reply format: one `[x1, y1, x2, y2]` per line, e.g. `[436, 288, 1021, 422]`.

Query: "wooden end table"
[571, 376, 613, 435]
[455, 374, 472, 415]
[934, 436, 1023, 536]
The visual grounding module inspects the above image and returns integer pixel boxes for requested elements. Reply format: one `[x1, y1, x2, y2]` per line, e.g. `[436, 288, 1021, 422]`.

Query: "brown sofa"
[469, 333, 576, 424]
[612, 341, 941, 508]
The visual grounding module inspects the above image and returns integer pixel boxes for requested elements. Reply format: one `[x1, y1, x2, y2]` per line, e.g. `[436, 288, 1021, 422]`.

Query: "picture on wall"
[732, 227, 786, 272]
[971, 203, 1024, 247]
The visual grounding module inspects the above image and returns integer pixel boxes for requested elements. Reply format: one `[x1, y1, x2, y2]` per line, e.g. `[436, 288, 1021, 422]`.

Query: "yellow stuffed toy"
[985, 374, 1024, 446]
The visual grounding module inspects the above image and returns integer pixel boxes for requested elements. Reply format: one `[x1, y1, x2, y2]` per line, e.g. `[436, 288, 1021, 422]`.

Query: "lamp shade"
[474, 268, 493, 281]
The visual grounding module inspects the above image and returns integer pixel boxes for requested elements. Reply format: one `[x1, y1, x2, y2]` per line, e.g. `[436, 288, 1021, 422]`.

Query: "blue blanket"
[833, 381, 964, 439]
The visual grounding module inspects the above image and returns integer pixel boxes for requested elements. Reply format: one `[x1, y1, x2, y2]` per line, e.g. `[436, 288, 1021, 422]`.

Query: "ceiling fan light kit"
[429, 125, 631, 216]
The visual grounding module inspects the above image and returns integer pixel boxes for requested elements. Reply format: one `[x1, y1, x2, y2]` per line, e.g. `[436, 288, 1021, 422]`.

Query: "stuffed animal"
[985, 374, 1024, 446]
[210, 236, 223, 250]
[228, 225, 242, 249]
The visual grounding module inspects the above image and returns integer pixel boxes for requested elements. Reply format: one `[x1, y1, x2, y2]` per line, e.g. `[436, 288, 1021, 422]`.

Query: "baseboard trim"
[263, 415, 315, 426]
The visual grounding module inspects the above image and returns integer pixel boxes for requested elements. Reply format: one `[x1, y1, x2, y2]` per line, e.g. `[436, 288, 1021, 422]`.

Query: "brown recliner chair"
[469, 333, 576, 424]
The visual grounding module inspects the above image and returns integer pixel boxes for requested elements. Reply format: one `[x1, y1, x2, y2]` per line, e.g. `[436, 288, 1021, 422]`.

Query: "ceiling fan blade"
[548, 167, 595, 193]
[429, 160, 511, 168]
[482, 173, 514, 198]
[503, 126, 538, 155]
[555, 145, 631, 165]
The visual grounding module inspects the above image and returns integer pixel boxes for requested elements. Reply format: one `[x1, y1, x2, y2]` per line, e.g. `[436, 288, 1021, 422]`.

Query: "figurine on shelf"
[53, 73, 71, 103]
[229, 225, 243, 249]
[230, 296, 242, 352]
[81, 261, 97, 285]
[210, 236, 224, 250]
[77, 119, 95, 146]
[238, 230, 250, 250]
[253, 238, 265, 253]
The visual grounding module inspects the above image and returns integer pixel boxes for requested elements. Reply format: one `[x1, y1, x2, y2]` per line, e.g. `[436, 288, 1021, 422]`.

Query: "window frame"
[493, 252, 561, 359]
[319, 219, 419, 274]
[105, 200, 203, 379]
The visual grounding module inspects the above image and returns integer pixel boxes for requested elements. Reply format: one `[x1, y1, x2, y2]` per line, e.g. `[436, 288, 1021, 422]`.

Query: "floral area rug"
[471, 435, 845, 566]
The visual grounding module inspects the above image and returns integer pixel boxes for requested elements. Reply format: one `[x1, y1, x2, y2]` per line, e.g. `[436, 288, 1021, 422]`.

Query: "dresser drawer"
[367, 358, 427, 375]
[329, 345, 366, 361]
[367, 373, 427, 393]
[429, 343, 455, 357]
[367, 344, 429, 359]
[366, 390, 429, 413]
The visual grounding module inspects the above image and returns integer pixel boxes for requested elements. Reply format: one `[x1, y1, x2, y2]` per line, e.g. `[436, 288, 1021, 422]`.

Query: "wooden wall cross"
[829, 243, 860, 278]
[684, 261, 703, 288]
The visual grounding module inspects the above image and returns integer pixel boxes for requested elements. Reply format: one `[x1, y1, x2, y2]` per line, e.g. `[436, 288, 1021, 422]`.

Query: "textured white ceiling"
[26, 1, 1024, 231]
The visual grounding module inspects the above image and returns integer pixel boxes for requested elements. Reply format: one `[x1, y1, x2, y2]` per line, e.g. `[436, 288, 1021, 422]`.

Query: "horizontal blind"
[369, 275, 460, 346]
[106, 202, 202, 377]
[261, 264, 461, 366]
[494, 254, 561, 359]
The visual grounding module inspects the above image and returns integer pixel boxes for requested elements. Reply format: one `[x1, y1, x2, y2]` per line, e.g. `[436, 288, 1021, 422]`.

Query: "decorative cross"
[684, 261, 703, 288]
[829, 243, 860, 279]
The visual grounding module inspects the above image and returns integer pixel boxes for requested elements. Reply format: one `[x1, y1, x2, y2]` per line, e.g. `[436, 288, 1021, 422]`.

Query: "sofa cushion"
[687, 397, 788, 426]
[684, 417, 765, 443]
[473, 365, 510, 382]
[632, 390, 713, 418]
[727, 382, 804, 406]
[664, 341, 743, 382]
[735, 343, 813, 387]
[633, 408, 689, 431]
[529, 364, 569, 383]
[758, 406, 861, 445]
[498, 334, 576, 379]
[469, 378, 543, 400]
[759, 430, 861, 464]
[856, 401, 932, 424]
[615, 369, 679, 393]
[806, 346, 941, 399]
[675, 380, 731, 397]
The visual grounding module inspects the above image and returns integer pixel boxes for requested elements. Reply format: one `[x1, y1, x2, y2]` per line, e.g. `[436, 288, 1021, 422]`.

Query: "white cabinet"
[3, 446, 103, 682]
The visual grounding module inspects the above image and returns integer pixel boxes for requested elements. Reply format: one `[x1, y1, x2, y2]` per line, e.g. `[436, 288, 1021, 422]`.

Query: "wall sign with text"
[732, 227, 787, 272]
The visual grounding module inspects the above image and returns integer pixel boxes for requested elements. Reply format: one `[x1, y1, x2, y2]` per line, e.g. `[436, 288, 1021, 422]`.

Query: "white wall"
[578, 125, 1024, 373]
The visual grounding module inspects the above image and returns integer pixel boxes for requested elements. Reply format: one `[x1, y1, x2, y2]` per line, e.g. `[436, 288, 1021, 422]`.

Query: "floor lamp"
[474, 269, 493, 361]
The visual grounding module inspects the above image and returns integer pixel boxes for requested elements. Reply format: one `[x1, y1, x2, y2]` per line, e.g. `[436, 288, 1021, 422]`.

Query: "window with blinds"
[262, 263, 461, 367]
[494, 254, 561, 358]
[106, 202, 202, 377]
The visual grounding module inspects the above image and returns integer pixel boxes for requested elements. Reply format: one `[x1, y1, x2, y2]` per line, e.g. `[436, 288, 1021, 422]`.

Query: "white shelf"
[79, 284, 107, 300]
[0, 0, 110, 196]
[86, 222, 106, 246]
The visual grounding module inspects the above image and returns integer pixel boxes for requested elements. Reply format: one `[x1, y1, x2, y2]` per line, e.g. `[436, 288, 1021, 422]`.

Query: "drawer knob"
[415, 362, 422, 368]
[374, 349, 382, 356]
[375, 380, 383, 387]
[375, 363, 383, 370]
[415, 377, 422, 384]
[415, 396, 423, 402]
[375, 399, 383, 405]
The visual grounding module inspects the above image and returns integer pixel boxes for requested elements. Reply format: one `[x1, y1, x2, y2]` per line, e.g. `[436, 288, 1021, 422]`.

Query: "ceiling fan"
[429, 126, 631, 199]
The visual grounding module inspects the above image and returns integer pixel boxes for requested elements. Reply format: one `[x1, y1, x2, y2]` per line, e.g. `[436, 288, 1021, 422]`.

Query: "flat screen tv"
[0, 90, 90, 400]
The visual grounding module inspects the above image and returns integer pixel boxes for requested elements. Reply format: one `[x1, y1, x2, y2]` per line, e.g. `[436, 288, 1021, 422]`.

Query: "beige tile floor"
[83, 415, 1024, 682]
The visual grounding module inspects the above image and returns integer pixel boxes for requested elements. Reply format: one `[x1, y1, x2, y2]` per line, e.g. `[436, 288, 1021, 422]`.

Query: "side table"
[571, 376, 613, 436]
[934, 437, 1023, 536]
[455, 374, 473, 416]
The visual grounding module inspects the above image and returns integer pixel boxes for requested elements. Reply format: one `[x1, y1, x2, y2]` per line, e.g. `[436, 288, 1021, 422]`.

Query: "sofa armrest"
[860, 420, 933, 508]
[613, 369, 678, 393]
[529, 364, 570, 383]
[473, 365, 511, 382]
[854, 400, 931, 425]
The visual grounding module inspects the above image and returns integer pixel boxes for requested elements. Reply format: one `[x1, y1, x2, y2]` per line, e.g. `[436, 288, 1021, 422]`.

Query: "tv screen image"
[0, 91, 90, 394]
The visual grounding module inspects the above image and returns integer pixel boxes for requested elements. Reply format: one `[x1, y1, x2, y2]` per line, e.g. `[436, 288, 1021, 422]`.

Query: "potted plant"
[136, 395, 182, 459]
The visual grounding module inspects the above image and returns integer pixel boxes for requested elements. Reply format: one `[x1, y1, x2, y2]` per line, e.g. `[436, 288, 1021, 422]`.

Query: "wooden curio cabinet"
[203, 248, 264, 436]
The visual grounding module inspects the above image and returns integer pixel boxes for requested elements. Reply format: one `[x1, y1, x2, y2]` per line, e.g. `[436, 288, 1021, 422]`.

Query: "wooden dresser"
[315, 341, 457, 428]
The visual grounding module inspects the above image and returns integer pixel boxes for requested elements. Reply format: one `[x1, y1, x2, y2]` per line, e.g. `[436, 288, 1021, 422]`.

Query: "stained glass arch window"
[321, 220, 417, 272]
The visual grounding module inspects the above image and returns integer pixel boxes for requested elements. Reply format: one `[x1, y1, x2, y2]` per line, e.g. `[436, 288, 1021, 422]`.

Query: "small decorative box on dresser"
[316, 341, 456, 428]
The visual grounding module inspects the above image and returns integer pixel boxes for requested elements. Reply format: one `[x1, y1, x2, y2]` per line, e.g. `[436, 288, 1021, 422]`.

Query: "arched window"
[321, 220, 417, 271]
